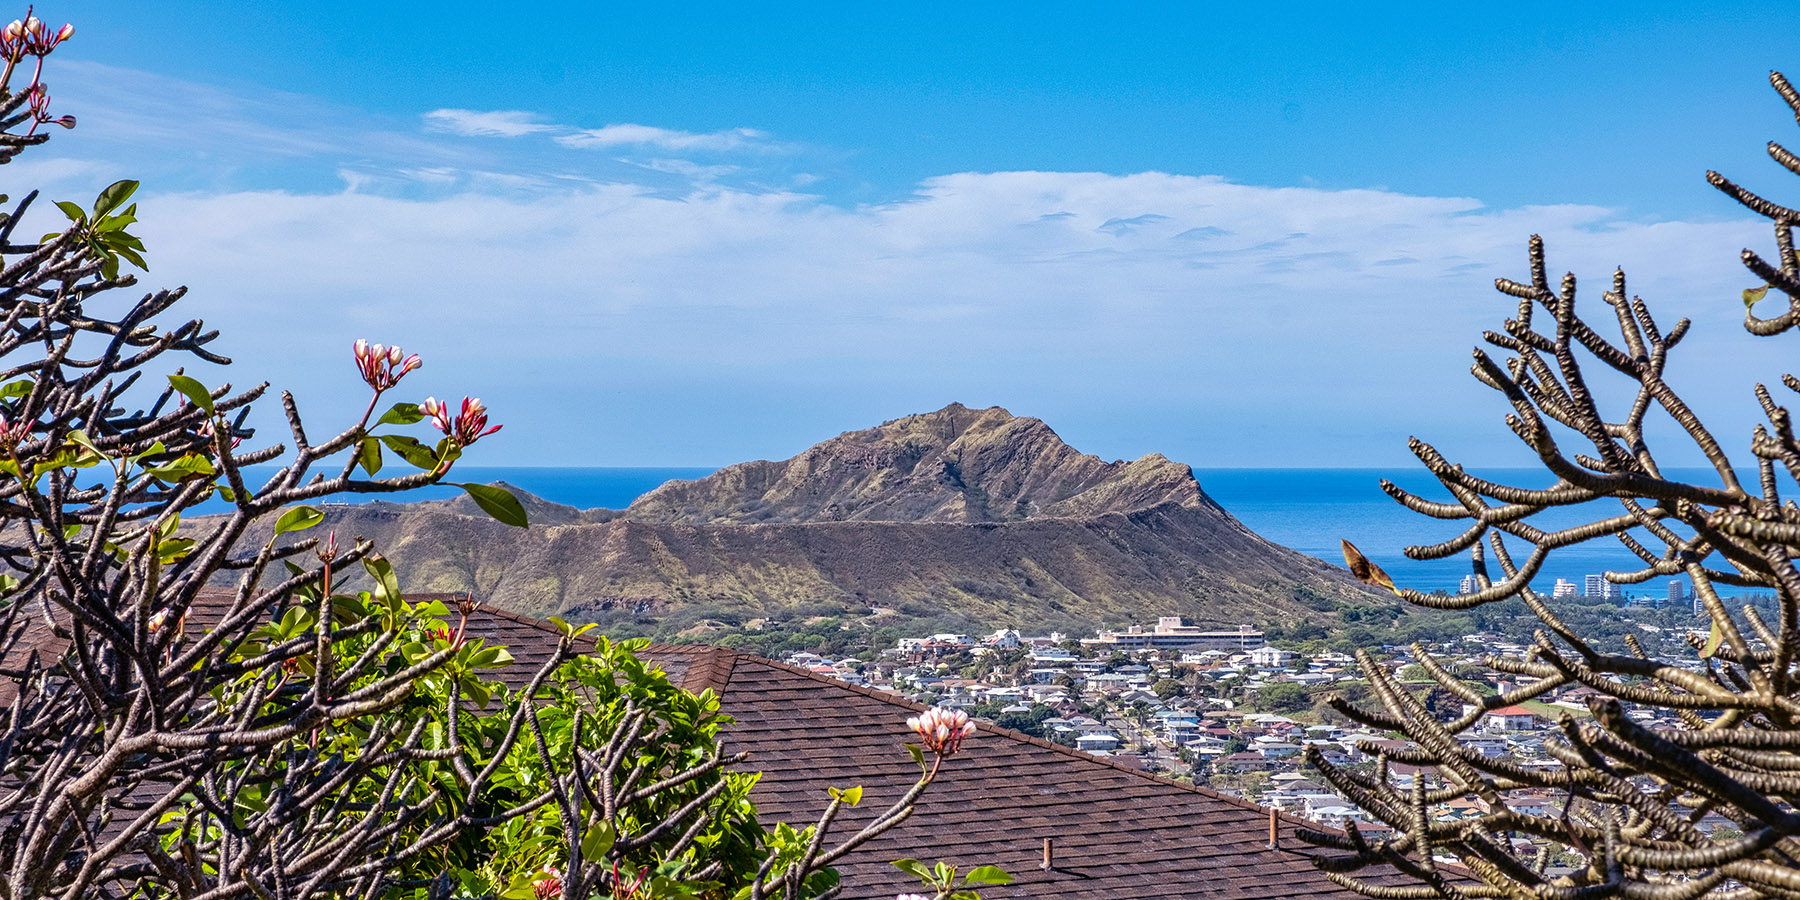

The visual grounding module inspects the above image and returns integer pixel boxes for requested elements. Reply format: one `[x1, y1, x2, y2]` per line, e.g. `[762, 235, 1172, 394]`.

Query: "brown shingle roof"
[459, 604, 1386, 900]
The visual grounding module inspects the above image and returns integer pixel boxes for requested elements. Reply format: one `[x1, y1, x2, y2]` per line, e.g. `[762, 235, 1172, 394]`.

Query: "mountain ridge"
[302, 404, 1378, 630]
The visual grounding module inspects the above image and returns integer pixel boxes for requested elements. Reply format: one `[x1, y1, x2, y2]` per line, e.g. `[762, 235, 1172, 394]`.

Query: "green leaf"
[167, 374, 214, 413]
[580, 820, 616, 861]
[905, 742, 926, 770]
[0, 379, 31, 399]
[30, 449, 80, 476]
[378, 434, 439, 470]
[53, 200, 84, 223]
[458, 483, 528, 528]
[357, 436, 382, 476]
[891, 859, 932, 881]
[546, 616, 598, 639]
[1702, 617, 1725, 659]
[1744, 285, 1771, 309]
[470, 645, 513, 668]
[963, 866, 1013, 886]
[362, 553, 401, 604]
[156, 537, 196, 564]
[113, 245, 148, 271]
[127, 441, 167, 465]
[92, 179, 139, 219]
[274, 506, 323, 535]
[828, 785, 863, 806]
[375, 402, 423, 426]
[145, 452, 214, 481]
[65, 429, 108, 460]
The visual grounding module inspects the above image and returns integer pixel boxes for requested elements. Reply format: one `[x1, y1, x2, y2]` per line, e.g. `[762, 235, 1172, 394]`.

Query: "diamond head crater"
[292, 403, 1385, 643]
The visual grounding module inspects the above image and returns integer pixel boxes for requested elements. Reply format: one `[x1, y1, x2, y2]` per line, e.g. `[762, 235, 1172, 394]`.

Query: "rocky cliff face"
[305, 405, 1375, 629]
[621, 404, 1208, 525]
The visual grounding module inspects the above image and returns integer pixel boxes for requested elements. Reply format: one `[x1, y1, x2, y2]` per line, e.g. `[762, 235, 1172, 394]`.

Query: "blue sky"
[17, 1, 1800, 468]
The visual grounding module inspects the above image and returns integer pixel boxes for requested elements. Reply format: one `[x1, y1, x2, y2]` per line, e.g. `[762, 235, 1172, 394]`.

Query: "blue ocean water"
[210, 465, 1718, 599]
[1193, 467, 1720, 598]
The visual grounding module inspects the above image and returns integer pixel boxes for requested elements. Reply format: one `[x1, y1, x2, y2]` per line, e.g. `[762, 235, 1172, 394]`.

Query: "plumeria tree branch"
[1303, 70, 1800, 899]
[0, 13, 560, 899]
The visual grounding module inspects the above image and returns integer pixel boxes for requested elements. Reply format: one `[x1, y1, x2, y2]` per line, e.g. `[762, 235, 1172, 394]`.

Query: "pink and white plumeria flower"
[420, 396, 501, 447]
[352, 339, 421, 393]
[906, 707, 976, 757]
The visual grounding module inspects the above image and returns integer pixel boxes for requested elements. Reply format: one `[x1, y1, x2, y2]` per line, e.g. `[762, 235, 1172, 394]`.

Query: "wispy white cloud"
[554, 124, 773, 153]
[131, 169, 1774, 467]
[19, 60, 1778, 467]
[422, 108, 557, 138]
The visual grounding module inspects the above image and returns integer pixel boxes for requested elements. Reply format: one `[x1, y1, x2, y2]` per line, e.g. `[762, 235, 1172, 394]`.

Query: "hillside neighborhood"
[778, 613, 1743, 872]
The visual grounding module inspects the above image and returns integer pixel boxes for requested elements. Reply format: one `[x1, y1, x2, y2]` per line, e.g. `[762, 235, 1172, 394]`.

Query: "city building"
[1552, 578, 1579, 599]
[1082, 617, 1264, 652]
[1584, 574, 1622, 602]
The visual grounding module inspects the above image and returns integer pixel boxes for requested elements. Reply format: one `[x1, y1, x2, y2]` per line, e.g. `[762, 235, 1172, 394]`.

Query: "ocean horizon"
[207, 464, 1724, 599]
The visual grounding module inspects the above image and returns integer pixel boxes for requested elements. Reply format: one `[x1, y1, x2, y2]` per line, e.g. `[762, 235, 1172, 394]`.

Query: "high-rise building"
[1553, 578, 1579, 599]
[1584, 574, 1604, 597]
[1458, 574, 1477, 596]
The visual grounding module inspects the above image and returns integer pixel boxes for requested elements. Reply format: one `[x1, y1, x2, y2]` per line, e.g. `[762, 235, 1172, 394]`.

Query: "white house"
[1249, 646, 1297, 668]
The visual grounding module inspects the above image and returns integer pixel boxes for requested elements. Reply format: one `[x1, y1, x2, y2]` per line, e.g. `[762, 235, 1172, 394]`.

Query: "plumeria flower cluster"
[23, 81, 69, 132]
[352, 339, 421, 393]
[3, 15, 72, 58]
[906, 707, 976, 758]
[0, 410, 30, 450]
[146, 607, 182, 634]
[421, 396, 501, 447]
[0, 12, 73, 125]
[530, 865, 562, 899]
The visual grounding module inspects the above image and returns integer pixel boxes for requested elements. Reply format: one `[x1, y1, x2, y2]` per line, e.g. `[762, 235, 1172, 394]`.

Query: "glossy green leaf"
[964, 866, 1013, 886]
[145, 452, 214, 481]
[378, 433, 439, 470]
[376, 402, 423, 426]
[274, 506, 323, 535]
[362, 553, 401, 604]
[469, 645, 513, 668]
[892, 859, 932, 881]
[0, 379, 32, 399]
[167, 374, 214, 413]
[580, 820, 616, 861]
[65, 429, 108, 460]
[156, 537, 196, 564]
[357, 436, 382, 476]
[92, 179, 139, 219]
[458, 483, 528, 528]
[1702, 617, 1725, 659]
